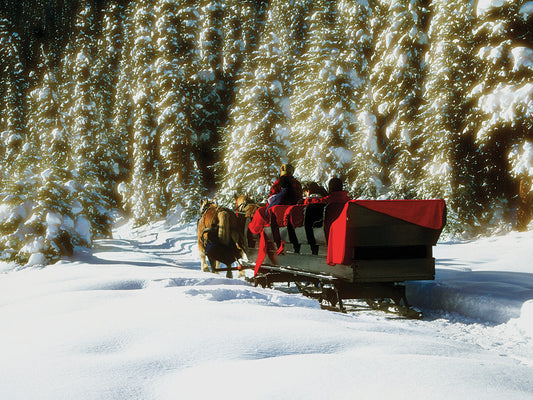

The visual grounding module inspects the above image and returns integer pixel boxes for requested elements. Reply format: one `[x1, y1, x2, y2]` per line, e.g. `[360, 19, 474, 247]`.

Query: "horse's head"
[200, 199, 216, 217]
[234, 194, 260, 218]
[235, 194, 254, 212]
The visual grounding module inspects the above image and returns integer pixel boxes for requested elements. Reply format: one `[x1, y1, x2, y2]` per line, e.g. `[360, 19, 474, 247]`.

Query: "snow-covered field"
[1, 218, 532, 400]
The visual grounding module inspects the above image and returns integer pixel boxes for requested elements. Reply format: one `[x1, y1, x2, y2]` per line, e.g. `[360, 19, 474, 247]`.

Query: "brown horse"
[235, 194, 262, 220]
[197, 199, 244, 278]
[234, 194, 262, 251]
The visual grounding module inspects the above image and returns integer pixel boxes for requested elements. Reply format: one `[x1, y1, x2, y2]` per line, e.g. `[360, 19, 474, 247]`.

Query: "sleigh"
[240, 199, 446, 317]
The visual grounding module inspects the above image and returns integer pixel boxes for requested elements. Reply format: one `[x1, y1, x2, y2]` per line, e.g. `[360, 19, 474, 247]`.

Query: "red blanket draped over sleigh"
[327, 199, 446, 266]
[269, 205, 292, 227]
[285, 204, 305, 228]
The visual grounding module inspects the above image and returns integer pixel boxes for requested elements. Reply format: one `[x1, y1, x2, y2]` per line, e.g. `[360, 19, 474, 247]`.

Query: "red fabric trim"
[248, 206, 269, 234]
[254, 231, 267, 275]
[323, 191, 351, 204]
[327, 204, 352, 266]
[327, 200, 446, 266]
[303, 196, 324, 205]
[285, 205, 305, 227]
[353, 199, 446, 230]
[269, 205, 292, 227]
[250, 206, 280, 275]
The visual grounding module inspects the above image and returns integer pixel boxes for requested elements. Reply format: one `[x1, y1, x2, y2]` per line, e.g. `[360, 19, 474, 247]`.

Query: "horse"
[235, 194, 262, 220]
[234, 194, 262, 250]
[197, 199, 245, 278]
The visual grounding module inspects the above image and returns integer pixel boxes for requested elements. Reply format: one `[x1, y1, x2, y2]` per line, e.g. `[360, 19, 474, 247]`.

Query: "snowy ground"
[1, 217, 532, 400]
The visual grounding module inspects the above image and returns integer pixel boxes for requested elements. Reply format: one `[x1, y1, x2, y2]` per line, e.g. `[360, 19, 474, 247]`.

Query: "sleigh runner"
[240, 199, 446, 316]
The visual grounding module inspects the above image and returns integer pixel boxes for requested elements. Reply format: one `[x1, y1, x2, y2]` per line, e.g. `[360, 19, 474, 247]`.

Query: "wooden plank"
[243, 249, 435, 283]
[352, 258, 435, 282]
[251, 251, 354, 282]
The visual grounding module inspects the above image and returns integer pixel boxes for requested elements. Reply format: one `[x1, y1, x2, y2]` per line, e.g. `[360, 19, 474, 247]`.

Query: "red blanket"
[353, 199, 446, 230]
[327, 200, 446, 266]
[284, 205, 305, 227]
[269, 205, 293, 227]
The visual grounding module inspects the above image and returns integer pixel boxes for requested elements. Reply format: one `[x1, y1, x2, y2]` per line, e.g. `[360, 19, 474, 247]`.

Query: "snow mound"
[517, 300, 533, 337]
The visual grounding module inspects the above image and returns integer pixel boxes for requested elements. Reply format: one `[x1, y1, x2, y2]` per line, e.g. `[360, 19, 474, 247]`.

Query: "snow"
[511, 47, 533, 72]
[477, 83, 533, 139]
[0, 219, 532, 400]
[76, 215, 92, 244]
[509, 141, 533, 178]
[520, 2, 533, 19]
[476, 0, 505, 16]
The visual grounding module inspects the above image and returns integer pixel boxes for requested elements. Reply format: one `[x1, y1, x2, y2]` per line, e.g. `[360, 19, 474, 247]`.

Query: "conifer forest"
[0, 0, 532, 265]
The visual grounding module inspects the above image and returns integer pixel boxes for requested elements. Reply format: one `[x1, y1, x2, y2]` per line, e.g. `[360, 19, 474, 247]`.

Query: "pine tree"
[24, 44, 69, 172]
[93, 0, 129, 194]
[154, 0, 204, 220]
[418, 0, 479, 234]
[467, 0, 533, 229]
[125, 1, 166, 225]
[111, 2, 136, 201]
[290, 0, 367, 188]
[508, 2, 533, 203]
[0, 16, 25, 180]
[335, 1, 380, 198]
[195, 0, 227, 188]
[68, 3, 100, 178]
[366, 0, 428, 198]
[219, 1, 293, 203]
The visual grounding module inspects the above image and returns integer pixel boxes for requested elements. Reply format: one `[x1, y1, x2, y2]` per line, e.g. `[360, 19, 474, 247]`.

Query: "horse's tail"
[217, 210, 230, 246]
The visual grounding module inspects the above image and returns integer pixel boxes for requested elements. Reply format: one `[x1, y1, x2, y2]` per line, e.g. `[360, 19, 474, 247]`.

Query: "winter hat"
[280, 163, 294, 177]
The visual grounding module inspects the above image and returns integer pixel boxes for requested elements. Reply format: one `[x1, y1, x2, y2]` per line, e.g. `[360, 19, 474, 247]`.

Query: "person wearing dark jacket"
[269, 163, 303, 204]
[323, 177, 351, 203]
[266, 175, 295, 210]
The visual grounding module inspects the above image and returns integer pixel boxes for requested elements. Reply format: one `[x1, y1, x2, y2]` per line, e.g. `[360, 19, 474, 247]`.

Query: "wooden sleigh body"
[241, 199, 446, 317]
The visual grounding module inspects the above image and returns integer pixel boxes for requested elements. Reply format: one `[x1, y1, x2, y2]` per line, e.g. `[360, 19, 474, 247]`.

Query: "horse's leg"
[208, 256, 219, 274]
[218, 211, 230, 245]
[225, 263, 233, 279]
[199, 246, 210, 272]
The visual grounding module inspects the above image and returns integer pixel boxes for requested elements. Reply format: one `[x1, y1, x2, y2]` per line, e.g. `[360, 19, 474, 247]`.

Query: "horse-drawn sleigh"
[198, 196, 446, 317]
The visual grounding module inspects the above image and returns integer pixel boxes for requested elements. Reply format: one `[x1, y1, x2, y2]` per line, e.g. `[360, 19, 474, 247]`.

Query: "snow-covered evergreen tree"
[334, 1, 381, 198]
[219, 1, 293, 203]
[195, 0, 227, 188]
[290, 0, 365, 187]
[124, 1, 166, 225]
[27, 46, 71, 172]
[0, 17, 25, 179]
[154, 0, 204, 220]
[111, 2, 136, 196]
[93, 1, 129, 193]
[68, 4, 100, 178]
[366, 0, 428, 198]
[467, 0, 533, 229]
[418, 0, 479, 234]
[62, 3, 114, 238]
